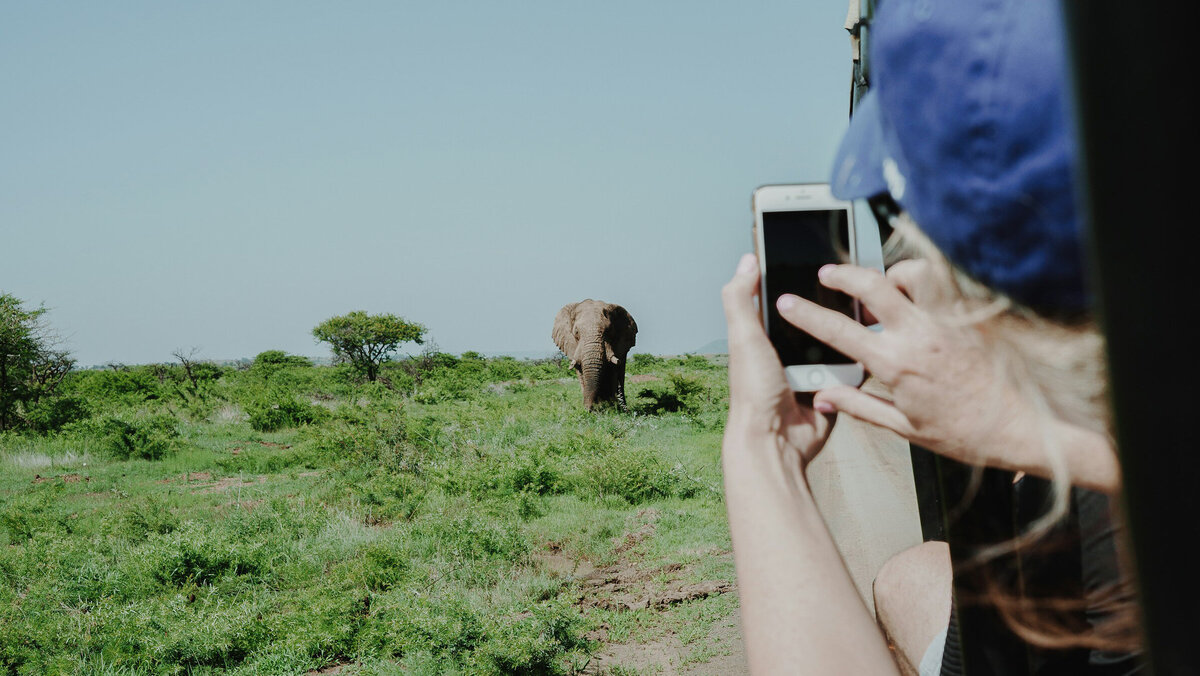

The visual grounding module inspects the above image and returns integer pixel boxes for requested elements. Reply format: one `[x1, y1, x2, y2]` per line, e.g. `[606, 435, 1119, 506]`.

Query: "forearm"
[723, 429, 901, 675]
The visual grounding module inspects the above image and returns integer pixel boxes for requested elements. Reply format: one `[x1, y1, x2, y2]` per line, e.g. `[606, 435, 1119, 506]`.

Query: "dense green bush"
[66, 367, 161, 405]
[69, 414, 180, 460]
[250, 350, 314, 383]
[670, 353, 719, 371]
[101, 496, 180, 540]
[253, 349, 313, 369]
[1, 486, 72, 543]
[245, 390, 328, 432]
[635, 373, 707, 415]
[572, 445, 682, 503]
[145, 523, 270, 587]
[355, 472, 427, 523]
[628, 352, 666, 374]
[21, 394, 90, 433]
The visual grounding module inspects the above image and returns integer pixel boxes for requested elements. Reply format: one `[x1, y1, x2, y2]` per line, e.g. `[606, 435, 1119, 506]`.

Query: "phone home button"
[807, 370, 825, 388]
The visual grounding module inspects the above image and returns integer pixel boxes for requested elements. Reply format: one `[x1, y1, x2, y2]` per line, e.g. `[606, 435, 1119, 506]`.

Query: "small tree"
[312, 311, 425, 382]
[1, 293, 75, 431]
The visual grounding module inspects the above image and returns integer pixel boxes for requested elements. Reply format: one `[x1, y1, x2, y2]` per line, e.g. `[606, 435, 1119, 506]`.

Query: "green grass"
[0, 354, 734, 675]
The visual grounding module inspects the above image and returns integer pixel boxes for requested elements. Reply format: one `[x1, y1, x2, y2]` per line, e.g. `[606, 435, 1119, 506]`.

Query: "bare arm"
[721, 254, 901, 675]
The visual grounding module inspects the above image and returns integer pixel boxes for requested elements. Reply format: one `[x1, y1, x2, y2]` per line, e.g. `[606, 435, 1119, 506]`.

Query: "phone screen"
[761, 209, 856, 366]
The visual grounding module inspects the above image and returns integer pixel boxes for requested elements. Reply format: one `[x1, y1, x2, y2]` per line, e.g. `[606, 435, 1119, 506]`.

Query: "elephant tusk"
[609, 355, 619, 364]
[569, 359, 578, 368]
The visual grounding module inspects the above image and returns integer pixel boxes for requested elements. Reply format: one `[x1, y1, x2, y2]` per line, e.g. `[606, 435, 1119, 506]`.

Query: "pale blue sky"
[2, 1, 853, 366]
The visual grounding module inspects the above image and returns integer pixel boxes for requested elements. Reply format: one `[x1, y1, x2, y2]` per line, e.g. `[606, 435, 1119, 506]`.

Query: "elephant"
[552, 300, 638, 411]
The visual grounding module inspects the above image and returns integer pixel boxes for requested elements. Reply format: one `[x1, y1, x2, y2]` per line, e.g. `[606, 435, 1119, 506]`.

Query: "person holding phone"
[721, 1, 1141, 674]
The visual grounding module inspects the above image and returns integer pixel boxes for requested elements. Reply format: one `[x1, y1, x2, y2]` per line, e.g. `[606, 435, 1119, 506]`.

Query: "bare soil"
[156, 471, 268, 494]
[537, 509, 748, 675]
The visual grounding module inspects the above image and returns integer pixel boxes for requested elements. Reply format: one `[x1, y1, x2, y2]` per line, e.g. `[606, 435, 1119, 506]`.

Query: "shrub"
[102, 497, 180, 540]
[570, 446, 680, 504]
[145, 524, 269, 587]
[356, 472, 427, 522]
[245, 391, 328, 432]
[1, 488, 72, 543]
[503, 450, 563, 496]
[351, 540, 412, 591]
[74, 414, 180, 461]
[22, 394, 90, 433]
[250, 350, 313, 381]
[361, 594, 488, 663]
[413, 369, 479, 403]
[628, 353, 665, 374]
[306, 405, 415, 472]
[481, 600, 590, 673]
[424, 515, 528, 563]
[67, 367, 161, 405]
[252, 350, 313, 369]
[484, 356, 522, 382]
[668, 353, 718, 371]
[634, 373, 706, 415]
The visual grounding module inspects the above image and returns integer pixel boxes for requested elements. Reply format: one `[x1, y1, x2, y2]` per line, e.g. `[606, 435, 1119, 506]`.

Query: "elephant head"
[552, 300, 638, 411]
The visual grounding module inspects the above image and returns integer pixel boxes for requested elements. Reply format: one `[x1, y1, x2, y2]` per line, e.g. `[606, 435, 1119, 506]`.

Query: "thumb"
[722, 253, 765, 347]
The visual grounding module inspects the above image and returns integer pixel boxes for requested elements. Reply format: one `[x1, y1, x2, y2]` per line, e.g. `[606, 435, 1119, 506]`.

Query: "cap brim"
[830, 91, 889, 201]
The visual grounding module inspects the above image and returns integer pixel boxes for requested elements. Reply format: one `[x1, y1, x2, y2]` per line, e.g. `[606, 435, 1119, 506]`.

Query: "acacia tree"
[0, 293, 74, 431]
[312, 311, 425, 382]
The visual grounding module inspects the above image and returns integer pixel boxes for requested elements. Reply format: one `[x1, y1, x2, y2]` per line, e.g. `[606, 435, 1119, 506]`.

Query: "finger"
[720, 252, 758, 336]
[775, 293, 882, 367]
[886, 259, 948, 310]
[819, 264, 915, 328]
[813, 386, 916, 439]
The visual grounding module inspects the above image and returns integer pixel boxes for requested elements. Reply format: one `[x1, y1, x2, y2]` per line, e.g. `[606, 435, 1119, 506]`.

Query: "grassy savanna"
[0, 351, 736, 674]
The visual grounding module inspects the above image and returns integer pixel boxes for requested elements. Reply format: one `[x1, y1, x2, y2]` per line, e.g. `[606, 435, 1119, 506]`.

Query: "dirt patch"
[32, 473, 90, 485]
[576, 562, 731, 612]
[195, 475, 267, 494]
[573, 509, 745, 674]
[535, 542, 598, 580]
[581, 597, 746, 676]
[610, 508, 659, 557]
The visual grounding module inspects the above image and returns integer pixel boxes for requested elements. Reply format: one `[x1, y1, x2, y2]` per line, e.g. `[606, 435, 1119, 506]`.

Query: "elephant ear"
[606, 304, 637, 353]
[552, 303, 579, 357]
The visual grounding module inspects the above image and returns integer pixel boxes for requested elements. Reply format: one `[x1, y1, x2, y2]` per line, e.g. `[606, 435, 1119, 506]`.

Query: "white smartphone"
[752, 183, 865, 392]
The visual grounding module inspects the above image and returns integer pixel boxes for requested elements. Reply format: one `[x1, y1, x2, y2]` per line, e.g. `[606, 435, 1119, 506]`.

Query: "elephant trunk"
[579, 340, 606, 410]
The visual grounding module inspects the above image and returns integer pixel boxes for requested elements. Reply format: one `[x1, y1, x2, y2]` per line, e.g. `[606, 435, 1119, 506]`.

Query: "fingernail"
[818, 264, 837, 281]
[814, 400, 836, 414]
[737, 253, 757, 275]
[776, 294, 797, 311]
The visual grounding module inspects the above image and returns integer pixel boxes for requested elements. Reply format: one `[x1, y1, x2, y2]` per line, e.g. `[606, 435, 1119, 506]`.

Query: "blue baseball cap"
[831, 0, 1086, 313]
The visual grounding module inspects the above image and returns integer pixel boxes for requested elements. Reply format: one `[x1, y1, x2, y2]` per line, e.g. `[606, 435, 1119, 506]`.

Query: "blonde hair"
[882, 212, 1140, 652]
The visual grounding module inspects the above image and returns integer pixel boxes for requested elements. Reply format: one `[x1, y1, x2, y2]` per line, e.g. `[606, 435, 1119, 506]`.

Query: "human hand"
[776, 259, 1032, 468]
[721, 253, 835, 474]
